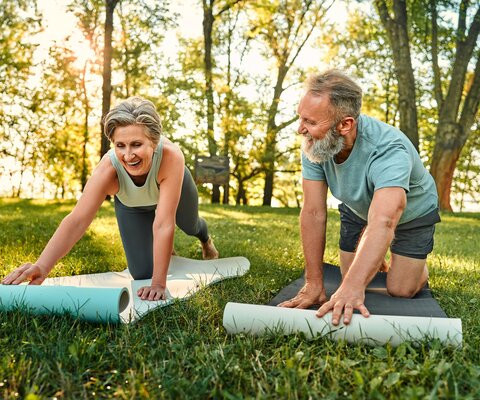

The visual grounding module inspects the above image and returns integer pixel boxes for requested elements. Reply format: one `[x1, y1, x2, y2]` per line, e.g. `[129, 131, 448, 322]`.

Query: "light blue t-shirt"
[301, 114, 438, 224]
[108, 137, 164, 207]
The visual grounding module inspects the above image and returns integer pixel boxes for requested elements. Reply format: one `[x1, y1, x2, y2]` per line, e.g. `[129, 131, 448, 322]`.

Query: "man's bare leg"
[340, 250, 355, 277]
[386, 253, 428, 298]
[340, 250, 389, 278]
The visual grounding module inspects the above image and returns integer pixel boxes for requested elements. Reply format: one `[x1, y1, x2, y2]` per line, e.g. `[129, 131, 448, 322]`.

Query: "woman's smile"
[112, 124, 155, 178]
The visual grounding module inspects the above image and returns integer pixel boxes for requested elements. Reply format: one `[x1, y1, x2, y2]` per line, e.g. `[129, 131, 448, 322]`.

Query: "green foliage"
[0, 199, 479, 398]
[248, 0, 330, 205]
[39, 44, 93, 197]
[113, 1, 174, 99]
[451, 123, 480, 211]
[1, 1, 478, 208]
[323, 6, 399, 124]
[0, 0, 42, 95]
[0, 0, 43, 195]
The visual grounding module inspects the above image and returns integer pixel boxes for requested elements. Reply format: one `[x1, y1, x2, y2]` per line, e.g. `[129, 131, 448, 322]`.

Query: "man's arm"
[279, 178, 328, 308]
[317, 187, 406, 325]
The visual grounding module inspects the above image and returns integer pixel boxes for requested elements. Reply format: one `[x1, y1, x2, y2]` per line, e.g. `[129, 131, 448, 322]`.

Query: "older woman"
[2, 97, 219, 301]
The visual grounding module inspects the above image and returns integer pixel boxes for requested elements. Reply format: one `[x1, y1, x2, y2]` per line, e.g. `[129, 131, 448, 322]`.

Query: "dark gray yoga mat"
[269, 263, 447, 318]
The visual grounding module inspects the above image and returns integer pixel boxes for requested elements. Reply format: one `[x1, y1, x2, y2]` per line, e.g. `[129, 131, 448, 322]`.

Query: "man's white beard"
[301, 126, 345, 164]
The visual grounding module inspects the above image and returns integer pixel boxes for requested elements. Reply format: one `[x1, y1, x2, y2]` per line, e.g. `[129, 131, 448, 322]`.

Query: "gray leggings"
[114, 167, 209, 279]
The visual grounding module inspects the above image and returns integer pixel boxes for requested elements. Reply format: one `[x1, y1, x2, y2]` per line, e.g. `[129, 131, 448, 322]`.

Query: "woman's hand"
[137, 284, 167, 301]
[1, 263, 48, 285]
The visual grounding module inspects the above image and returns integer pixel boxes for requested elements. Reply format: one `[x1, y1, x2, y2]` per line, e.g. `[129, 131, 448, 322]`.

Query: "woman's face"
[112, 125, 156, 177]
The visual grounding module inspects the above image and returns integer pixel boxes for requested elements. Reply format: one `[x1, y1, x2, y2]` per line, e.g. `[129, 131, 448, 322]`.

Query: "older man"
[279, 70, 440, 326]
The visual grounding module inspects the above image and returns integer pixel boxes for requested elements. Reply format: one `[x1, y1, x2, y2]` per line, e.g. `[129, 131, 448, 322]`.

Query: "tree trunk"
[202, 0, 220, 203]
[81, 60, 90, 191]
[375, 1, 480, 210]
[262, 65, 288, 206]
[223, 182, 229, 204]
[429, 4, 480, 210]
[429, 123, 464, 211]
[236, 180, 247, 205]
[374, 0, 419, 149]
[100, 0, 119, 159]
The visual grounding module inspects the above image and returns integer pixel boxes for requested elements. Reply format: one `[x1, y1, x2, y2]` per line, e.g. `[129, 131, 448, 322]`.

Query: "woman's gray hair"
[305, 70, 362, 121]
[103, 97, 162, 145]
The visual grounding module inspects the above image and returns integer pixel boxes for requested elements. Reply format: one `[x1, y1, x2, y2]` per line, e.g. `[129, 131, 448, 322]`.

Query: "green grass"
[0, 198, 479, 399]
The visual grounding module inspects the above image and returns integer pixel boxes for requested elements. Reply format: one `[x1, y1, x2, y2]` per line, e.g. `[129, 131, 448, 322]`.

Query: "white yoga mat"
[223, 302, 463, 347]
[0, 256, 250, 324]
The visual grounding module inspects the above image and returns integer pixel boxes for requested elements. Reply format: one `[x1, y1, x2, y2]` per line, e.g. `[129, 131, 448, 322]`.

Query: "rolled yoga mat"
[1, 256, 250, 324]
[0, 285, 129, 323]
[223, 263, 462, 347]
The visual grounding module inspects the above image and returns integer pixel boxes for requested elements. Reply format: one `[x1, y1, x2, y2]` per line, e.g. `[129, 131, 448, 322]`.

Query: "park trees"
[179, 1, 266, 205]
[40, 43, 91, 197]
[428, 2, 480, 211]
[0, 0, 42, 196]
[373, 0, 419, 150]
[1, 1, 478, 210]
[248, 0, 332, 206]
[100, 0, 120, 159]
[69, 0, 174, 176]
[373, 0, 480, 211]
[326, 0, 479, 211]
[201, 0, 244, 203]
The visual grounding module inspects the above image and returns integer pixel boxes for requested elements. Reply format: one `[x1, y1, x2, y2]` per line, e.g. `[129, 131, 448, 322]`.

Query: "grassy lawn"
[0, 198, 479, 399]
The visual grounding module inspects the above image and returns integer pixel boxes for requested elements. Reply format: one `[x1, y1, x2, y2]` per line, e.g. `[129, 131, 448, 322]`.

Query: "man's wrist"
[304, 264, 324, 284]
[341, 274, 367, 291]
[304, 277, 324, 286]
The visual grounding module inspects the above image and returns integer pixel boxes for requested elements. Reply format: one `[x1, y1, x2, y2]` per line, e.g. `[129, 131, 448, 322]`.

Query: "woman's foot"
[201, 237, 219, 260]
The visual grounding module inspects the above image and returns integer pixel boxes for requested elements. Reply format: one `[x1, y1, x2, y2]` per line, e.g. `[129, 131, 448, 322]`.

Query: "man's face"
[297, 93, 344, 163]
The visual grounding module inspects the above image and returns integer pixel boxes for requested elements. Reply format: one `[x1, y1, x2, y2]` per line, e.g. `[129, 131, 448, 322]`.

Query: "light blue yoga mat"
[0, 285, 129, 323]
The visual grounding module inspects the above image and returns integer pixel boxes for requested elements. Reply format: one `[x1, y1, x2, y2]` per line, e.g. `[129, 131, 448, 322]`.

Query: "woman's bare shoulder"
[158, 138, 185, 181]
[89, 154, 119, 195]
[161, 138, 184, 162]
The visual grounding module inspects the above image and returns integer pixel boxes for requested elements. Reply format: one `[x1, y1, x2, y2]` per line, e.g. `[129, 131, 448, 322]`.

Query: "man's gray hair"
[305, 70, 362, 120]
[104, 97, 163, 145]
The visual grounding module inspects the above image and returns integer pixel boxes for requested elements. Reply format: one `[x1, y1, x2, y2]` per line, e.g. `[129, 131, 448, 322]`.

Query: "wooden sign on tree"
[194, 155, 229, 185]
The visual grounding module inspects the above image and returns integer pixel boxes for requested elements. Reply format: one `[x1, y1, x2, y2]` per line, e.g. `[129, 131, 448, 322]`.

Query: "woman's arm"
[1, 157, 117, 285]
[137, 143, 185, 301]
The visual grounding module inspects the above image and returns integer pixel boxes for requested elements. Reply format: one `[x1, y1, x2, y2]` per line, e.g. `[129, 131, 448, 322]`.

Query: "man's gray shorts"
[338, 203, 441, 260]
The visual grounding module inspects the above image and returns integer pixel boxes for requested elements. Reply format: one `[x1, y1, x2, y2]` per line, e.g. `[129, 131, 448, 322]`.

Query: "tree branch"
[215, 0, 243, 18]
[442, 4, 480, 119]
[457, 0, 469, 43]
[464, 6, 480, 54]
[459, 53, 480, 132]
[274, 115, 298, 134]
[374, 0, 394, 31]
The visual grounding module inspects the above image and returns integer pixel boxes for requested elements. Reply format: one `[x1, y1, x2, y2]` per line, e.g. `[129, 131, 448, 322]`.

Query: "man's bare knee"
[386, 284, 419, 298]
[387, 254, 428, 298]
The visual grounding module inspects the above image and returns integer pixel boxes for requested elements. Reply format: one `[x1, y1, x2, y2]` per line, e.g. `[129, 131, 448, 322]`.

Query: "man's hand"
[316, 283, 369, 325]
[278, 282, 327, 309]
[137, 284, 167, 301]
[1, 263, 47, 285]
